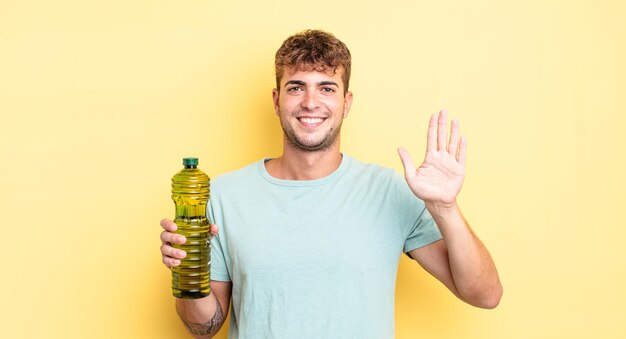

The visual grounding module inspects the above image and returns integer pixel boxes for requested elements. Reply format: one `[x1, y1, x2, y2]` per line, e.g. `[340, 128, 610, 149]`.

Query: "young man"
[160, 29, 502, 338]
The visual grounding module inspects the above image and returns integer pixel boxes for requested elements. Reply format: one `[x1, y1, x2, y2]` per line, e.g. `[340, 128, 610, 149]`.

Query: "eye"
[320, 87, 336, 93]
[287, 86, 303, 92]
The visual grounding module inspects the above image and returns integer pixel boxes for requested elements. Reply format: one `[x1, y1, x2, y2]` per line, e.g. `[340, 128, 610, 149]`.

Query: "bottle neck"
[184, 165, 197, 169]
[175, 204, 206, 219]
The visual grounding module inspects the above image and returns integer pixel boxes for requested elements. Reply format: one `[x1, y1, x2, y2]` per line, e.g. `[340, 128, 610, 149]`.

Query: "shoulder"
[211, 159, 263, 195]
[343, 155, 415, 201]
[344, 155, 402, 184]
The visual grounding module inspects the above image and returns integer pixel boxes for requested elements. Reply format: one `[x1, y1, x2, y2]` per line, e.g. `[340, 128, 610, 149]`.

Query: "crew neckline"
[258, 154, 352, 187]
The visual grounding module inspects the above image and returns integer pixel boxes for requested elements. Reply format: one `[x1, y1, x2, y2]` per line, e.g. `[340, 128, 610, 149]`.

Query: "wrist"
[424, 200, 459, 217]
[424, 201, 467, 235]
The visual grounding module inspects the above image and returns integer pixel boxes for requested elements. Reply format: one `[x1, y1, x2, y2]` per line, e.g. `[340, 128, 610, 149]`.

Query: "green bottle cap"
[183, 157, 198, 166]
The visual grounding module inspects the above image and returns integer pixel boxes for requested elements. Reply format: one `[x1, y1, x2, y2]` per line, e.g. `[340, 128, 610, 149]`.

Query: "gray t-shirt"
[208, 154, 442, 338]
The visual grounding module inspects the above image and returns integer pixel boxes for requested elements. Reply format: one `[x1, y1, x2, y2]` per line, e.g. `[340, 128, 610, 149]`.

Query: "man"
[160, 29, 502, 338]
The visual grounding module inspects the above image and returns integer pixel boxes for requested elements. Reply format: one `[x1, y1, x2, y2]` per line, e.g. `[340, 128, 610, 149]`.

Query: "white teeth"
[300, 117, 324, 124]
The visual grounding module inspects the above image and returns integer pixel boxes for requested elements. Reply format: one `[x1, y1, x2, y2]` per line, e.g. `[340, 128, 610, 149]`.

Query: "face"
[272, 67, 353, 153]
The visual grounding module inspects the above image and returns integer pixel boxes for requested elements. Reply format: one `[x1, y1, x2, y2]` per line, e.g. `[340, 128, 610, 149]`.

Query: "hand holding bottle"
[160, 219, 219, 268]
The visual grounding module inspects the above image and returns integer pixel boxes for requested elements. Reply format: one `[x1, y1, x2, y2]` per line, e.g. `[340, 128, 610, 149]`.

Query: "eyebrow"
[284, 80, 339, 87]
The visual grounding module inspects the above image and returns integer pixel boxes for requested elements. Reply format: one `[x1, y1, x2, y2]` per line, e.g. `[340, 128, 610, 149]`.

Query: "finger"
[161, 243, 187, 259]
[458, 136, 468, 166]
[426, 114, 438, 152]
[210, 224, 219, 237]
[437, 109, 448, 152]
[397, 147, 417, 178]
[162, 256, 181, 268]
[160, 218, 177, 232]
[448, 119, 460, 155]
[160, 230, 186, 245]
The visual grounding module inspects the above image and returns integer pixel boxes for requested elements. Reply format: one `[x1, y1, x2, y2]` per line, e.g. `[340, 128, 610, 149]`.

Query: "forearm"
[176, 292, 226, 338]
[426, 202, 502, 308]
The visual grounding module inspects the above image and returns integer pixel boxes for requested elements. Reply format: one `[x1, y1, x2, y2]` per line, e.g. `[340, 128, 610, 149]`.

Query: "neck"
[265, 141, 343, 180]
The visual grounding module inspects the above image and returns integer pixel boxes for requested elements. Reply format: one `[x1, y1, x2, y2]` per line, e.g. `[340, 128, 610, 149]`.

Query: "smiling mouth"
[298, 117, 326, 124]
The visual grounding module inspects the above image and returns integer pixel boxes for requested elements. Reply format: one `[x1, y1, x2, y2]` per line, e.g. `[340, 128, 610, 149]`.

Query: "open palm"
[398, 110, 467, 205]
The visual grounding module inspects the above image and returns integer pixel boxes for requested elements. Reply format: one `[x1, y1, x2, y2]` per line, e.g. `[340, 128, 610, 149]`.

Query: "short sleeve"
[390, 172, 442, 253]
[403, 207, 442, 253]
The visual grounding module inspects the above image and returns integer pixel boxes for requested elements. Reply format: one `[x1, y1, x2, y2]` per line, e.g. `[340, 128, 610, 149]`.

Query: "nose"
[300, 90, 320, 110]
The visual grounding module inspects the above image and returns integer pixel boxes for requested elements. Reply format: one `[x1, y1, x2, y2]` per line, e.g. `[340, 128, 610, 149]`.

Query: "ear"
[342, 91, 353, 119]
[272, 88, 280, 115]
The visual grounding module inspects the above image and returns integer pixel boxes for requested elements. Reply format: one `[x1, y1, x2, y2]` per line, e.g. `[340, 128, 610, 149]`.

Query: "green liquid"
[171, 163, 211, 299]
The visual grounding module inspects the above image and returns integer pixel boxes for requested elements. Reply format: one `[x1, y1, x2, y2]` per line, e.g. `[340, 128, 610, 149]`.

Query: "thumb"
[397, 147, 416, 178]
[210, 223, 219, 237]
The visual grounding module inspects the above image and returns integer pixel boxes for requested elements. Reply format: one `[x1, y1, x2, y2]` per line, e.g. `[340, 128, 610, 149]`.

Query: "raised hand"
[398, 110, 467, 207]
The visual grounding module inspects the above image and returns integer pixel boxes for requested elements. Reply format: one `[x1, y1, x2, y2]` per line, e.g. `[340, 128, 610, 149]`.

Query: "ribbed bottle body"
[171, 160, 210, 299]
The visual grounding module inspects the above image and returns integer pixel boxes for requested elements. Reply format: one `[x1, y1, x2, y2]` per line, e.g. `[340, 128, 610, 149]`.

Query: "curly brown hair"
[275, 29, 351, 94]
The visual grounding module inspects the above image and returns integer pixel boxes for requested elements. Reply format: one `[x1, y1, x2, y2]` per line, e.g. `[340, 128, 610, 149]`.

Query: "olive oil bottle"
[171, 157, 210, 299]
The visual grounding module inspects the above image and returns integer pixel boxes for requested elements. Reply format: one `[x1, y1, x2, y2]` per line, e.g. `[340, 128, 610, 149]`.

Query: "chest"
[220, 187, 404, 282]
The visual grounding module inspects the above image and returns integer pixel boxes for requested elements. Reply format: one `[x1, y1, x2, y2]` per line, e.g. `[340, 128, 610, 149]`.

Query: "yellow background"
[2, 1, 625, 338]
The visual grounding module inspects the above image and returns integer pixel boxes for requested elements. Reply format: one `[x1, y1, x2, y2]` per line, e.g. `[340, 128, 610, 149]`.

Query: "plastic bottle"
[170, 157, 211, 299]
